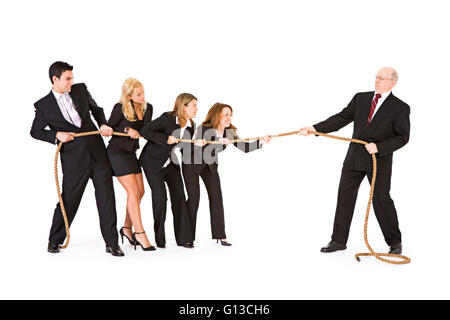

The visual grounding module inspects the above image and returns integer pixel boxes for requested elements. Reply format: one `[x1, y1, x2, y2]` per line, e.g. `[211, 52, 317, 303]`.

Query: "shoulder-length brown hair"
[202, 103, 238, 133]
[169, 93, 197, 126]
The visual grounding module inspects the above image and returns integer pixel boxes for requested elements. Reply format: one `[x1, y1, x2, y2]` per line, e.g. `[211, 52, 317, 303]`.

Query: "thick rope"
[177, 130, 411, 264]
[308, 131, 411, 265]
[54, 131, 128, 249]
[54, 130, 411, 264]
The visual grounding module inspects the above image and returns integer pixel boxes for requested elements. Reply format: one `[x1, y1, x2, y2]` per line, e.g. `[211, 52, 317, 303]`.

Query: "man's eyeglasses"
[375, 76, 393, 81]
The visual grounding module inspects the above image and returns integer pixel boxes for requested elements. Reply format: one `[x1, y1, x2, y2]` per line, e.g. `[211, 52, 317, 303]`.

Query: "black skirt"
[107, 145, 142, 177]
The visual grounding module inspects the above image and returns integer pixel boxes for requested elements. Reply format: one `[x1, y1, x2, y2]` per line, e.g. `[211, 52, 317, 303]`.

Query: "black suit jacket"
[139, 112, 196, 171]
[30, 83, 109, 171]
[107, 102, 153, 152]
[313, 91, 410, 171]
[186, 125, 261, 174]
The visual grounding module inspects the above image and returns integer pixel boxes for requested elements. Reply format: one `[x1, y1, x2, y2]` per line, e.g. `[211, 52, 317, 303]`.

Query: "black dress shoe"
[216, 239, 232, 246]
[119, 226, 136, 245]
[106, 244, 125, 257]
[389, 242, 402, 255]
[132, 231, 156, 251]
[320, 241, 347, 253]
[48, 243, 60, 254]
[179, 242, 195, 249]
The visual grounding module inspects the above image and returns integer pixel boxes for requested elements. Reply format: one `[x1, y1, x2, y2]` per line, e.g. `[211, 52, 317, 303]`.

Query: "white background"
[1, 0, 449, 299]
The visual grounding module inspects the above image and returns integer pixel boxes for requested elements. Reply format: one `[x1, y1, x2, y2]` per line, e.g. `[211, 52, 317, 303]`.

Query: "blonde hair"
[170, 93, 197, 126]
[119, 78, 147, 121]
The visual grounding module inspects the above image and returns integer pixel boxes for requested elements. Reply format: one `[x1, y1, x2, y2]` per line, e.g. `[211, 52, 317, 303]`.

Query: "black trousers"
[49, 155, 118, 246]
[142, 163, 193, 247]
[182, 164, 226, 240]
[331, 164, 401, 246]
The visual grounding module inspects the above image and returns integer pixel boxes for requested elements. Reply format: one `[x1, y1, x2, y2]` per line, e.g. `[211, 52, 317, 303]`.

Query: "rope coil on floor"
[53, 129, 411, 264]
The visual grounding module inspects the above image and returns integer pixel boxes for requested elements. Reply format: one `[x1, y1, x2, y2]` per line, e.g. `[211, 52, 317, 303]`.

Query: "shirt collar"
[176, 116, 192, 129]
[52, 89, 69, 100]
[375, 90, 391, 99]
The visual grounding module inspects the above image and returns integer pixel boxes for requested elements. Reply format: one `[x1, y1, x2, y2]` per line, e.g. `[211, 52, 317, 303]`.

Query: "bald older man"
[300, 67, 410, 255]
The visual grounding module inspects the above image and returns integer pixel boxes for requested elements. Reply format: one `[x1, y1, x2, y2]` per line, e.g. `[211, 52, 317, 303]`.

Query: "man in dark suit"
[30, 61, 124, 256]
[299, 67, 410, 255]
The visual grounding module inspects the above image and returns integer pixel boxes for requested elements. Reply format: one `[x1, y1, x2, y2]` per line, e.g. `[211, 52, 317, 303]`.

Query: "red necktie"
[367, 93, 382, 125]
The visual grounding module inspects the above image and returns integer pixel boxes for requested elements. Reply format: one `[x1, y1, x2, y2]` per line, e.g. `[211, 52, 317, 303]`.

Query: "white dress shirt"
[163, 117, 192, 168]
[372, 91, 391, 118]
[52, 89, 81, 127]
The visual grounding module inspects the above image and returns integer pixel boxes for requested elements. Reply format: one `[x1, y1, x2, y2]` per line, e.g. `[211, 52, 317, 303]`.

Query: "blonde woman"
[182, 103, 271, 246]
[139, 93, 196, 249]
[107, 78, 155, 251]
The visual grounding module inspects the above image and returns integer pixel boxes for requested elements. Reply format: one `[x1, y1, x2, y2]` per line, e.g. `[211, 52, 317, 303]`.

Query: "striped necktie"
[61, 93, 82, 127]
[367, 93, 382, 125]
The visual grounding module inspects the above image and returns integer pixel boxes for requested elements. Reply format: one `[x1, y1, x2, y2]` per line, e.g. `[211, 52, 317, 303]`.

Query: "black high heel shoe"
[178, 242, 195, 249]
[120, 226, 136, 245]
[132, 231, 156, 251]
[216, 239, 232, 246]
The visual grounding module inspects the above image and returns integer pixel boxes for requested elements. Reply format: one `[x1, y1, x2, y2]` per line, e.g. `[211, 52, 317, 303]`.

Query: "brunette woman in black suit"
[139, 93, 197, 249]
[182, 103, 271, 246]
[107, 78, 155, 251]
